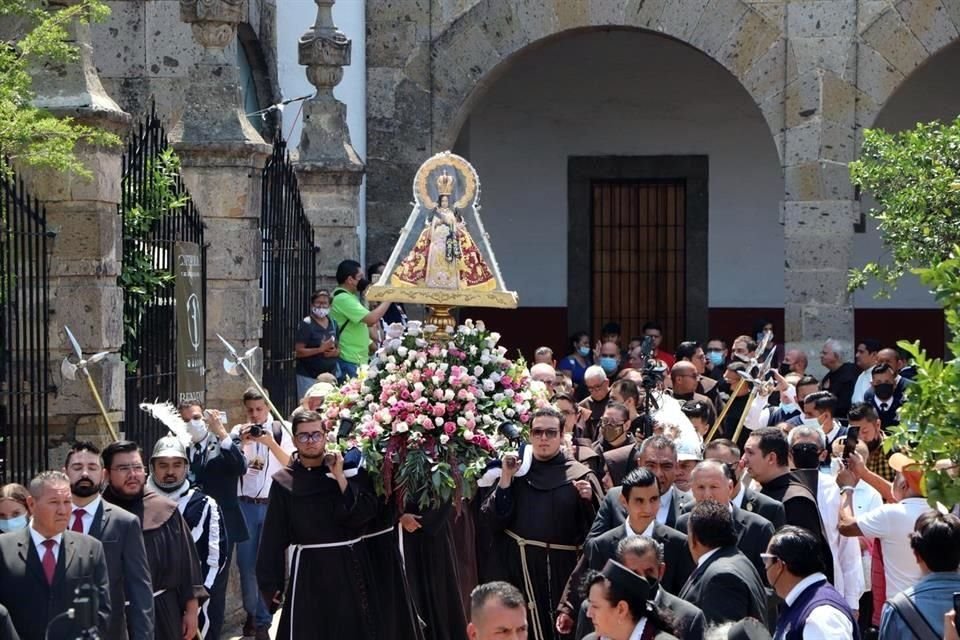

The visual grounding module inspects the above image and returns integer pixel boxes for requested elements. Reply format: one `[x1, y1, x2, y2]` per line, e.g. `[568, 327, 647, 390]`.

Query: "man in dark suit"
[863, 363, 905, 429]
[675, 460, 774, 579]
[64, 442, 155, 640]
[703, 438, 786, 528]
[0, 471, 111, 640]
[178, 402, 248, 640]
[678, 500, 767, 626]
[557, 469, 694, 635]
[589, 436, 692, 539]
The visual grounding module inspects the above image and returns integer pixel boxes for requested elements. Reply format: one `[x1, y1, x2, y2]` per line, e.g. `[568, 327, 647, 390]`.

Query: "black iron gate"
[0, 161, 52, 484]
[261, 136, 316, 417]
[120, 106, 205, 452]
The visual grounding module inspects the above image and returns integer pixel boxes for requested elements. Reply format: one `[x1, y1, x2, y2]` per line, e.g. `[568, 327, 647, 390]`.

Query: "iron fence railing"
[0, 159, 51, 484]
[261, 136, 316, 418]
[120, 104, 205, 453]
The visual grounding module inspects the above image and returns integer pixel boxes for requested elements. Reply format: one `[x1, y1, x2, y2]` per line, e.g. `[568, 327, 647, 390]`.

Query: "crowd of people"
[0, 257, 958, 640]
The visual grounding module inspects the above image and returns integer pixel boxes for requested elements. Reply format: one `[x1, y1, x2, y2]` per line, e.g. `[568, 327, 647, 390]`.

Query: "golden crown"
[436, 171, 455, 196]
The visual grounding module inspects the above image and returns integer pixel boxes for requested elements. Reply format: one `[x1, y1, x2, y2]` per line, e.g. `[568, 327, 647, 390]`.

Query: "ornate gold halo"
[414, 151, 478, 210]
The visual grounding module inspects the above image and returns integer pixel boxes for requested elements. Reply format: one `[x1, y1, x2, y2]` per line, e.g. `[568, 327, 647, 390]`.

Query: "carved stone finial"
[179, 0, 245, 54]
[296, 0, 360, 167]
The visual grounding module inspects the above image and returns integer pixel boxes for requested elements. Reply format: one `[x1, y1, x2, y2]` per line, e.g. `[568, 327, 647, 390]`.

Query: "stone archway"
[426, 1, 787, 156]
[857, 0, 960, 130]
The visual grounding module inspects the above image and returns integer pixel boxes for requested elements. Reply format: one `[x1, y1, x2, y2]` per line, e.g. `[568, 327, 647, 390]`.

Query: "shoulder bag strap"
[888, 591, 940, 640]
[331, 289, 350, 337]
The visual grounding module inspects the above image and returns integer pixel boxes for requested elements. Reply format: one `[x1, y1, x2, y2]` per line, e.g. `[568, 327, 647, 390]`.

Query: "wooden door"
[591, 181, 686, 348]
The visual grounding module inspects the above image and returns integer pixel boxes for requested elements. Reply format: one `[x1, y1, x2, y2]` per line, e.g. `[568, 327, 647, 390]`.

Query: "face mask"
[599, 357, 618, 374]
[874, 383, 894, 401]
[186, 418, 207, 443]
[601, 422, 625, 443]
[791, 442, 822, 470]
[578, 346, 591, 357]
[312, 306, 329, 318]
[778, 363, 792, 375]
[357, 278, 370, 293]
[801, 416, 821, 429]
[779, 403, 798, 415]
[706, 352, 724, 367]
[0, 515, 28, 533]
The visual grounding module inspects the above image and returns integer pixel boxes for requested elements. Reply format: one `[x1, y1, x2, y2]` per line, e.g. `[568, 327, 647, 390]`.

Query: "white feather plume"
[139, 401, 191, 448]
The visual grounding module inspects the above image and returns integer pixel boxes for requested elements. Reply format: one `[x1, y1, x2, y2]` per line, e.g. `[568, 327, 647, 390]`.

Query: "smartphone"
[843, 426, 860, 461]
[337, 417, 355, 440]
[953, 592, 960, 634]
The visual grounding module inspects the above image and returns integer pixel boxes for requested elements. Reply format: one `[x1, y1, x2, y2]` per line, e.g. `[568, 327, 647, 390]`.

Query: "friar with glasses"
[481, 407, 603, 640]
[101, 440, 205, 640]
[256, 410, 382, 640]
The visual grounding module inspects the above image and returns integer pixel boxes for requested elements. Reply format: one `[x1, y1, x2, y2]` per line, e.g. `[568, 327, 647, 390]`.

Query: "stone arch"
[857, 0, 960, 129]
[422, 1, 787, 157]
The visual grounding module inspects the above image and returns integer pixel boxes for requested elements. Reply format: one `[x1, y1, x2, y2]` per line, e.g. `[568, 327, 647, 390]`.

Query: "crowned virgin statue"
[391, 172, 496, 291]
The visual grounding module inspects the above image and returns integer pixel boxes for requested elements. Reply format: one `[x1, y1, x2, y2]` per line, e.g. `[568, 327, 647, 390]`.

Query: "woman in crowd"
[584, 560, 678, 640]
[559, 331, 593, 398]
[0, 484, 30, 533]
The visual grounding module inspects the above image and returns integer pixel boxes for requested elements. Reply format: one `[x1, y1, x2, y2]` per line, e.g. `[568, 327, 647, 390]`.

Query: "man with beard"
[102, 440, 205, 640]
[64, 442, 155, 640]
[256, 410, 381, 639]
[147, 437, 227, 639]
[482, 407, 603, 640]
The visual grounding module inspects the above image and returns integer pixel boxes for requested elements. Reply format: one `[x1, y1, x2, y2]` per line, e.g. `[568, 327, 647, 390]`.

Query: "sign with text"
[174, 241, 205, 406]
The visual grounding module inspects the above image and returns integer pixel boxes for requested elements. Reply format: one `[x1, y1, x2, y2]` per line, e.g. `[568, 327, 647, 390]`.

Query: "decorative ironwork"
[260, 136, 316, 418]
[120, 104, 206, 453]
[0, 159, 52, 484]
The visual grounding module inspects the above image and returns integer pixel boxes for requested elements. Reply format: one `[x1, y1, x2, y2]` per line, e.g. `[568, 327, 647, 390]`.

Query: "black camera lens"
[249, 424, 264, 438]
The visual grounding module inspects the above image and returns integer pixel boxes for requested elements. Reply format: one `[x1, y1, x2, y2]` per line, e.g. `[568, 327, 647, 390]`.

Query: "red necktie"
[41, 539, 57, 585]
[71, 509, 86, 533]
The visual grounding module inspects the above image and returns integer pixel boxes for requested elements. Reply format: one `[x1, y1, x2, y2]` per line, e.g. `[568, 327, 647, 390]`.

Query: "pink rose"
[444, 422, 456, 434]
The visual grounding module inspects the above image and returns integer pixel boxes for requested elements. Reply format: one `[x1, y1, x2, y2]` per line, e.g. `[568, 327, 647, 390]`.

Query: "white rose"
[444, 389, 455, 401]
[505, 389, 515, 398]
[457, 417, 467, 427]
[414, 382, 425, 392]
[397, 346, 409, 357]
[435, 417, 444, 427]
[463, 430, 474, 441]
[440, 434, 450, 445]
[482, 379, 495, 392]
[480, 354, 491, 365]
[474, 365, 484, 376]
[339, 409, 352, 419]
[505, 408, 515, 418]
[395, 421, 409, 433]
[385, 322, 405, 339]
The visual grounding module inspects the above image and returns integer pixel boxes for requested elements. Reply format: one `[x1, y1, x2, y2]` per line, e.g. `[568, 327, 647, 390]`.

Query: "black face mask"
[791, 442, 822, 470]
[778, 363, 792, 375]
[357, 277, 370, 293]
[874, 383, 894, 401]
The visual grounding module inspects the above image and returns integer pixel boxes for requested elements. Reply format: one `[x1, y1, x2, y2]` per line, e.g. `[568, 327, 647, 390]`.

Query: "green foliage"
[885, 247, 960, 507]
[119, 148, 187, 373]
[0, 0, 118, 177]
[848, 118, 960, 296]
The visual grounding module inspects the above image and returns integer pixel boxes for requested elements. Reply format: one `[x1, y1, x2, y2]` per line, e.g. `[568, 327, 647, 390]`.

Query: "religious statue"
[391, 172, 496, 291]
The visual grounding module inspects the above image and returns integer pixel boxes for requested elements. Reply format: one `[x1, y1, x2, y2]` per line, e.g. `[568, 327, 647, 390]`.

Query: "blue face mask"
[599, 357, 619, 374]
[780, 403, 799, 415]
[578, 346, 591, 357]
[0, 515, 28, 533]
[706, 352, 724, 367]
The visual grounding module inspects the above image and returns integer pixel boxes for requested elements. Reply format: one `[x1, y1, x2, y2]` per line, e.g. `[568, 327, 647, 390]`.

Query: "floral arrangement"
[319, 319, 549, 510]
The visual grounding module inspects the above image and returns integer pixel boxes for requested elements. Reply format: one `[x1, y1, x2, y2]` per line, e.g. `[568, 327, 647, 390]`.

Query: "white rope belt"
[152, 589, 167, 598]
[505, 529, 581, 640]
[290, 537, 363, 640]
[360, 526, 394, 540]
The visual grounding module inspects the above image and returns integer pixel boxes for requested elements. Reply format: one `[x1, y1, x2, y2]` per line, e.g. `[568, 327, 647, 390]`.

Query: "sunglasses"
[531, 428, 560, 439]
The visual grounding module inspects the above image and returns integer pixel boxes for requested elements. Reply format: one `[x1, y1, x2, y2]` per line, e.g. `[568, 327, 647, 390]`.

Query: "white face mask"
[313, 306, 330, 318]
[186, 418, 207, 443]
[801, 416, 821, 429]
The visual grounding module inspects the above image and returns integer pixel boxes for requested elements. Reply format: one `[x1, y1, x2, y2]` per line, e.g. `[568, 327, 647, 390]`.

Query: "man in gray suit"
[64, 442, 155, 639]
[0, 471, 111, 640]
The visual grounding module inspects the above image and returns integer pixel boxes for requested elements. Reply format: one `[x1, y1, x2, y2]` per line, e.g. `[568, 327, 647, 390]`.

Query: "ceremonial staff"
[705, 331, 775, 443]
[60, 326, 119, 442]
[217, 334, 293, 438]
[731, 345, 778, 445]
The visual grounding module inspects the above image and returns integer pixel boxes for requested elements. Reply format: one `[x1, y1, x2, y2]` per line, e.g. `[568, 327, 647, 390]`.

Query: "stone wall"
[364, 0, 960, 347]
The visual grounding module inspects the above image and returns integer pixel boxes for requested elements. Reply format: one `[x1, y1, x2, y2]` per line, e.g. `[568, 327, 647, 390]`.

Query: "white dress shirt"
[629, 617, 648, 640]
[232, 417, 295, 499]
[732, 481, 747, 509]
[814, 471, 864, 608]
[783, 573, 854, 639]
[656, 487, 674, 525]
[70, 495, 102, 535]
[851, 369, 873, 404]
[696, 547, 720, 568]
[624, 517, 656, 539]
[29, 525, 62, 563]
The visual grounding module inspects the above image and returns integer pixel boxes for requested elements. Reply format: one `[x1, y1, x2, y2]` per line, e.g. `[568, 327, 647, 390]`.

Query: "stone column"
[20, 0, 131, 457]
[782, 0, 859, 370]
[294, 0, 364, 285]
[171, 0, 271, 419]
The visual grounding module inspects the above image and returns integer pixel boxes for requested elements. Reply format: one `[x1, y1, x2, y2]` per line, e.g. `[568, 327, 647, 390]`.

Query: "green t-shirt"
[330, 287, 371, 365]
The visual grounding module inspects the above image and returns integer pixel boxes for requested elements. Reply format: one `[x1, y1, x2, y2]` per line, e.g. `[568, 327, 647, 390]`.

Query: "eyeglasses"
[530, 428, 560, 439]
[760, 553, 779, 567]
[111, 464, 145, 474]
[295, 431, 325, 444]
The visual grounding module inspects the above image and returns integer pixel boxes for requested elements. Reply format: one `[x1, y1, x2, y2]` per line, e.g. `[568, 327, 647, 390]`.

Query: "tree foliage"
[0, 0, 118, 177]
[848, 118, 960, 296]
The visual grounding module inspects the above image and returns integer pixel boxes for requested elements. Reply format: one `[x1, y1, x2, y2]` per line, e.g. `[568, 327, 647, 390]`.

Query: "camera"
[498, 421, 523, 446]
[248, 424, 265, 438]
